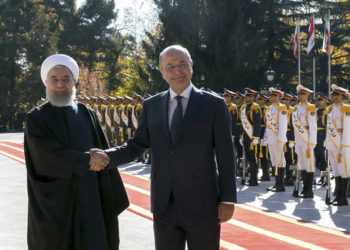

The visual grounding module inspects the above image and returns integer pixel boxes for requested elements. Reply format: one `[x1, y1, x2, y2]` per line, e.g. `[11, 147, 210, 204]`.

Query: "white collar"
[169, 83, 193, 100]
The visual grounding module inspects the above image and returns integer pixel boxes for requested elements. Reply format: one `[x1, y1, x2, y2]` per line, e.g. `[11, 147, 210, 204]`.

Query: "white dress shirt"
[168, 83, 193, 128]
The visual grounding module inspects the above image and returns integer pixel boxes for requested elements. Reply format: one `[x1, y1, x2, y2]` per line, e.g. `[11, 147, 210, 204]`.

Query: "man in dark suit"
[91, 45, 237, 250]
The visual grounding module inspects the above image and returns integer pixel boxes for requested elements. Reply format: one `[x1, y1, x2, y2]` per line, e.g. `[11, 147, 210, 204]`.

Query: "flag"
[293, 22, 299, 59]
[322, 13, 330, 54]
[307, 15, 315, 55]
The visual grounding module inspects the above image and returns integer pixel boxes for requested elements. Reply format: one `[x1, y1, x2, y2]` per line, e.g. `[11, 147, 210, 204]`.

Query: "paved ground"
[1, 132, 349, 249]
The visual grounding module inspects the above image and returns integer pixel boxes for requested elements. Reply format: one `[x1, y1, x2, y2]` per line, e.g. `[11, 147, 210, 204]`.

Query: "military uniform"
[240, 89, 261, 186]
[233, 92, 244, 176]
[257, 94, 270, 181]
[291, 85, 317, 198]
[314, 94, 329, 185]
[326, 84, 350, 206]
[223, 89, 239, 142]
[105, 96, 116, 146]
[264, 88, 288, 192]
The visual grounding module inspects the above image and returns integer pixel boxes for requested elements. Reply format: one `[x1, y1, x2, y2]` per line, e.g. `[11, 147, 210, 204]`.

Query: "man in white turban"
[24, 54, 129, 249]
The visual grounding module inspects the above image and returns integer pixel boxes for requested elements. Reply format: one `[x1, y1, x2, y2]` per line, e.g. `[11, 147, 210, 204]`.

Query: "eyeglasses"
[297, 92, 307, 96]
[164, 62, 190, 72]
[331, 92, 340, 96]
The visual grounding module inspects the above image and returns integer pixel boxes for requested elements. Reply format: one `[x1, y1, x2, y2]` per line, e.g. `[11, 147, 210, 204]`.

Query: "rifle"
[322, 149, 332, 205]
[292, 163, 300, 197]
[241, 145, 248, 185]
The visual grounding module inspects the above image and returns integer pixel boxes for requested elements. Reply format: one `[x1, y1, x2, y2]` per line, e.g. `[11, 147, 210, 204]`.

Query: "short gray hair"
[159, 45, 192, 69]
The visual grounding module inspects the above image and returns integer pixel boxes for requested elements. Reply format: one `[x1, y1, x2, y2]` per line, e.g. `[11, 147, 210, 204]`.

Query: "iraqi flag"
[307, 15, 315, 55]
[322, 13, 330, 54]
[293, 22, 299, 59]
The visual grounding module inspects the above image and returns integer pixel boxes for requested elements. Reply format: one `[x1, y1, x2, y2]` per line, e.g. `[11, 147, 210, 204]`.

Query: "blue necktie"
[170, 96, 183, 143]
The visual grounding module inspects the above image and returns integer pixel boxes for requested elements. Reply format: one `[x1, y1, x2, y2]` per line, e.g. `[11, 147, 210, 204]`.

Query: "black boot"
[284, 164, 294, 186]
[267, 168, 285, 192]
[333, 178, 349, 206]
[299, 172, 314, 198]
[260, 158, 270, 181]
[299, 170, 307, 196]
[331, 176, 342, 204]
[246, 162, 258, 186]
[271, 166, 276, 177]
[347, 179, 350, 198]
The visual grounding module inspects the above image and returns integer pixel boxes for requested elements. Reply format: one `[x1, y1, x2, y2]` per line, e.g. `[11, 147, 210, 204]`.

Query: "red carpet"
[1, 141, 350, 249]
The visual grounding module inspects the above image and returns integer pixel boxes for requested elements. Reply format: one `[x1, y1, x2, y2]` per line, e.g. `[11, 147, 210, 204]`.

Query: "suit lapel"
[160, 90, 172, 146]
[174, 87, 202, 144]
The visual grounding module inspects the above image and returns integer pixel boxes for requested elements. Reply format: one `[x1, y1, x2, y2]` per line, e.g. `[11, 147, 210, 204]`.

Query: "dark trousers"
[153, 196, 220, 250]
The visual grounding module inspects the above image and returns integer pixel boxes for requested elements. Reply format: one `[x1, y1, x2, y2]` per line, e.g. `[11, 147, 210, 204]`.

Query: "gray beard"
[46, 86, 76, 107]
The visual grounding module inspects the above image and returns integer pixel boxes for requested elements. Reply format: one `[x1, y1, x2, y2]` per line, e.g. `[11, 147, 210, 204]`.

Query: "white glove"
[239, 137, 243, 146]
[308, 145, 315, 150]
[278, 142, 284, 152]
[252, 139, 259, 145]
[261, 139, 267, 147]
[289, 142, 295, 148]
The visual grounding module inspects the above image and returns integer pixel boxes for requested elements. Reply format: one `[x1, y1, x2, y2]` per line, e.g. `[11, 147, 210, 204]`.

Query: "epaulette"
[306, 103, 316, 112]
[228, 104, 237, 111]
[287, 107, 294, 115]
[118, 105, 124, 111]
[277, 104, 287, 112]
[326, 105, 333, 113]
[136, 104, 142, 111]
[322, 108, 328, 116]
[108, 104, 115, 110]
[340, 104, 350, 113]
[101, 104, 108, 110]
[250, 102, 260, 110]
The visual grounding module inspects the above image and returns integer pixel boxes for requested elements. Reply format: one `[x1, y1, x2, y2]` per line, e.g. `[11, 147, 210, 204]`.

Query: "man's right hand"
[89, 148, 110, 172]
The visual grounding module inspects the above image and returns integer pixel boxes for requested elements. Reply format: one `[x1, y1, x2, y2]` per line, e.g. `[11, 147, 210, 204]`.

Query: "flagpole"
[328, 10, 331, 97]
[298, 18, 301, 85]
[313, 57, 316, 98]
[312, 14, 316, 99]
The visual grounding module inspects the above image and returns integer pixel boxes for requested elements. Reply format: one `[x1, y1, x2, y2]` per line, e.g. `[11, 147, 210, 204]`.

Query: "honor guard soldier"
[290, 95, 298, 107]
[264, 88, 288, 192]
[99, 96, 108, 134]
[131, 94, 143, 134]
[113, 96, 123, 145]
[315, 93, 329, 185]
[223, 89, 239, 141]
[280, 93, 297, 186]
[233, 92, 245, 176]
[105, 96, 116, 145]
[82, 95, 91, 107]
[122, 96, 133, 141]
[291, 85, 317, 198]
[91, 96, 104, 130]
[256, 93, 270, 181]
[240, 88, 261, 186]
[326, 84, 350, 206]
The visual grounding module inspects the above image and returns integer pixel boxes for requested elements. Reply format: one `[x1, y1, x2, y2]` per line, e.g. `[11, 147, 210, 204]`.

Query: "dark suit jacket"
[106, 86, 237, 218]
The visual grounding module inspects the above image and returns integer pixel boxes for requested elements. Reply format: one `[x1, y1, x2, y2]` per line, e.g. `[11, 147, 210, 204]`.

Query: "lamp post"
[261, 67, 276, 95]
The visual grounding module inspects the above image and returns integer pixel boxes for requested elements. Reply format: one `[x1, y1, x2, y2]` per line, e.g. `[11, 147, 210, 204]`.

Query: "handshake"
[89, 148, 110, 172]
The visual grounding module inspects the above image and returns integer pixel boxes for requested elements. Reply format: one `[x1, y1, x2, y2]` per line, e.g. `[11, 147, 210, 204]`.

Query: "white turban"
[40, 54, 79, 86]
